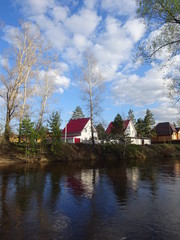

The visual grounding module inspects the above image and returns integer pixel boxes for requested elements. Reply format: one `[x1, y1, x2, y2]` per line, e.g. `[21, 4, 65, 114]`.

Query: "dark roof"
[62, 118, 90, 136]
[155, 122, 177, 136]
[106, 120, 130, 134]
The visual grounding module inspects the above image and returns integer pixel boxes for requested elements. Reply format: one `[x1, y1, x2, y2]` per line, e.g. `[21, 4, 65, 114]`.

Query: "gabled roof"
[106, 120, 130, 134]
[155, 122, 177, 136]
[62, 118, 90, 136]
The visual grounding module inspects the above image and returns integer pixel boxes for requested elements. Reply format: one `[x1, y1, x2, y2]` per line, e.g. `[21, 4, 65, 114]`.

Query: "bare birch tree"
[36, 69, 55, 130]
[0, 21, 52, 141]
[81, 52, 105, 145]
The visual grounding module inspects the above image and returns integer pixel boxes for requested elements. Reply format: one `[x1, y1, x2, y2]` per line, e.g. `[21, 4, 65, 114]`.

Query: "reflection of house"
[66, 170, 99, 198]
[152, 122, 179, 143]
[126, 168, 140, 191]
[61, 118, 98, 144]
[106, 120, 151, 145]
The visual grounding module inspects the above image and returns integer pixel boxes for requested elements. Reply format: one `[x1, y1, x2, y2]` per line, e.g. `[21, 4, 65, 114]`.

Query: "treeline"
[1, 111, 62, 157]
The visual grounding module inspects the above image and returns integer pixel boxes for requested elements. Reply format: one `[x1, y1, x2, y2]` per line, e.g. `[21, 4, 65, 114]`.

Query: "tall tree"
[96, 123, 106, 141]
[136, 0, 180, 62]
[136, 1, 180, 103]
[143, 109, 155, 137]
[81, 52, 105, 145]
[136, 118, 145, 137]
[19, 115, 36, 155]
[136, 109, 155, 137]
[127, 109, 136, 125]
[36, 68, 55, 130]
[48, 111, 61, 153]
[111, 113, 125, 141]
[0, 21, 52, 141]
[71, 106, 85, 120]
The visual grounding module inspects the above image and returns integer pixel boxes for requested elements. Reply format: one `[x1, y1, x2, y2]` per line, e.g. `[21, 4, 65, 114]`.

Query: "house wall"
[172, 132, 177, 140]
[143, 139, 151, 145]
[177, 131, 180, 140]
[61, 137, 74, 143]
[131, 138, 142, 145]
[125, 121, 137, 138]
[130, 138, 151, 145]
[80, 120, 98, 142]
[152, 134, 177, 143]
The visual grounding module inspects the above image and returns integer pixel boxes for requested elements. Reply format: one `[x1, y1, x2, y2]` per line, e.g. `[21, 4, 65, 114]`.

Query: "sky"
[0, 0, 179, 129]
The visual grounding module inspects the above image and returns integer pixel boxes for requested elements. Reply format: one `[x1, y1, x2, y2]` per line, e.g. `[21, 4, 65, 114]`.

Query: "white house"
[106, 120, 137, 138]
[106, 120, 151, 145]
[61, 118, 98, 144]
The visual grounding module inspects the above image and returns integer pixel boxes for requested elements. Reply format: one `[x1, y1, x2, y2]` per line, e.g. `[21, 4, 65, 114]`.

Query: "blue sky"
[0, 0, 179, 129]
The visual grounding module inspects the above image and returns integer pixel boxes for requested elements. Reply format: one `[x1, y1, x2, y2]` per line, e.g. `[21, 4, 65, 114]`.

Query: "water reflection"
[66, 169, 99, 199]
[0, 160, 180, 239]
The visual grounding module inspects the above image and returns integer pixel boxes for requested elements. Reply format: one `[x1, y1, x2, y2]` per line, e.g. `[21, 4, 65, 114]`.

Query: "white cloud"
[84, 0, 97, 9]
[63, 47, 83, 65]
[2, 25, 20, 45]
[65, 9, 101, 36]
[37, 69, 70, 94]
[93, 17, 138, 80]
[16, 0, 55, 15]
[47, 70, 70, 93]
[111, 67, 167, 106]
[55, 62, 69, 72]
[50, 5, 69, 22]
[72, 34, 92, 52]
[123, 19, 146, 42]
[152, 103, 179, 123]
[0, 54, 6, 66]
[30, 14, 68, 50]
[101, 0, 137, 17]
[95, 17, 133, 66]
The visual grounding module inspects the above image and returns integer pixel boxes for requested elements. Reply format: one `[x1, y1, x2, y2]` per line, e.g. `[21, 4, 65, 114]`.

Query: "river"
[0, 159, 180, 240]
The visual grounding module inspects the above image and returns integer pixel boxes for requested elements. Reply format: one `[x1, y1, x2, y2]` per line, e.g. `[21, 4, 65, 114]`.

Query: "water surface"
[0, 160, 180, 240]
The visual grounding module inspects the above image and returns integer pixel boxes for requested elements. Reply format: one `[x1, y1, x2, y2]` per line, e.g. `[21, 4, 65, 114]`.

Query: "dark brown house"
[152, 122, 179, 143]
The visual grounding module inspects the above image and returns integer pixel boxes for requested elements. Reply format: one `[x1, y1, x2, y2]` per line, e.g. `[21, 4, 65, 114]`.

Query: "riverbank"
[1, 142, 180, 165]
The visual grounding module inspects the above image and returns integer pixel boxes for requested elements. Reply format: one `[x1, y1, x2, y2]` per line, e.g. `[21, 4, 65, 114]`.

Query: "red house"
[61, 118, 98, 143]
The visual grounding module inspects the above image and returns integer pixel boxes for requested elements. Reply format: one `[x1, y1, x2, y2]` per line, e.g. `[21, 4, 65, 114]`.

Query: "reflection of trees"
[48, 168, 62, 207]
[0, 175, 10, 237]
[106, 167, 128, 205]
[138, 163, 158, 196]
[0, 164, 53, 238]
[14, 168, 47, 212]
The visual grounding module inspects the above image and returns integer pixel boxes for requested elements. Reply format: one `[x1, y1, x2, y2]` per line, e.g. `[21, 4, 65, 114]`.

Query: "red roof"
[106, 120, 130, 134]
[62, 118, 90, 136]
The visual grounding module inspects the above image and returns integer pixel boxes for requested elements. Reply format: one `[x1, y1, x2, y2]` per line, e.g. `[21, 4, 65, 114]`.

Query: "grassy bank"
[1, 141, 180, 164]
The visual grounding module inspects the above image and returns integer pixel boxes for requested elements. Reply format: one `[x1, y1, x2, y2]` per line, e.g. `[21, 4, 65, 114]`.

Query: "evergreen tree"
[96, 123, 106, 141]
[112, 114, 124, 134]
[111, 113, 125, 141]
[136, 118, 145, 137]
[19, 115, 36, 142]
[71, 106, 85, 119]
[127, 109, 136, 125]
[37, 126, 48, 153]
[48, 111, 61, 153]
[143, 109, 155, 137]
[48, 111, 61, 141]
[19, 115, 36, 155]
